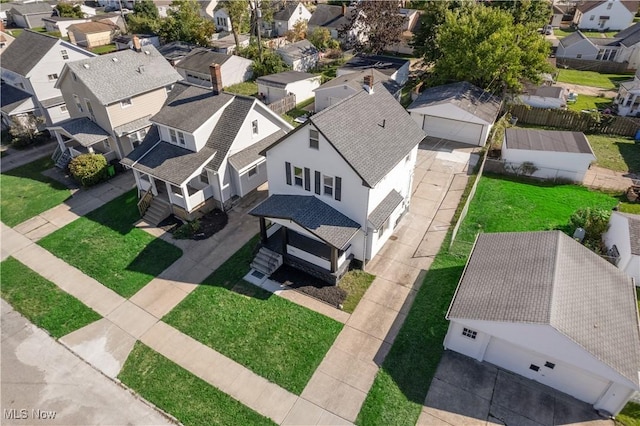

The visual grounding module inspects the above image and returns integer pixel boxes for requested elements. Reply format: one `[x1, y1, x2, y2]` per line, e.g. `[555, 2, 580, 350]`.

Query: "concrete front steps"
[143, 198, 171, 226]
[250, 247, 283, 276]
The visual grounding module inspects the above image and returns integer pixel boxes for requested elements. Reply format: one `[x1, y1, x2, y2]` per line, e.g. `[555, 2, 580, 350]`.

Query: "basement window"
[462, 327, 477, 340]
[529, 364, 540, 372]
[544, 362, 555, 369]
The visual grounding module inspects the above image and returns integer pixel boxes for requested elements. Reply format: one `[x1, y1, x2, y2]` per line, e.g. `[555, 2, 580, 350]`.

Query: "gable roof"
[67, 21, 118, 34]
[228, 129, 287, 171]
[559, 31, 591, 49]
[273, 2, 303, 21]
[315, 69, 402, 96]
[256, 71, 318, 88]
[616, 21, 640, 46]
[276, 39, 318, 61]
[289, 82, 424, 188]
[308, 4, 355, 29]
[531, 86, 565, 99]
[504, 128, 595, 155]
[62, 45, 180, 105]
[249, 195, 360, 249]
[0, 83, 34, 115]
[578, 0, 638, 13]
[51, 117, 110, 147]
[338, 54, 409, 78]
[1, 30, 60, 75]
[175, 48, 235, 74]
[408, 81, 502, 124]
[9, 3, 52, 15]
[157, 40, 197, 62]
[447, 230, 640, 386]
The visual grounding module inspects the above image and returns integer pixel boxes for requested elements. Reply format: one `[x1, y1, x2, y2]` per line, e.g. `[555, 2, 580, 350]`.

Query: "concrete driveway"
[418, 351, 612, 426]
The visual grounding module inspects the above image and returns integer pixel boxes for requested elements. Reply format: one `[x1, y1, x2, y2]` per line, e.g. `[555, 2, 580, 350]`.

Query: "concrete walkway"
[0, 139, 57, 172]
[584, 165, 638, 192]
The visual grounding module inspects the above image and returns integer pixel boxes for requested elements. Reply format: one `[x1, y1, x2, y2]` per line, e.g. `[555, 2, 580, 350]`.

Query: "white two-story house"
[49, 42, 181, 168]
[121, 75, 293, 224]
[614, 69, 640, 116]
[271, 2, 312, 37]
[1, 30, 94, 127]
[249, 81, 426, 284]
[573, 0, 638, 31]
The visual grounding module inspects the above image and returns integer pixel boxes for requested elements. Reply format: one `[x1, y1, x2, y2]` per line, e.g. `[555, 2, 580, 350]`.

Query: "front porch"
[49, 117, 116, 167]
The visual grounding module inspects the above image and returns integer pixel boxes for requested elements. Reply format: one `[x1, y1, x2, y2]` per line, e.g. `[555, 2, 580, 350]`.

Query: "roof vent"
[112, 57, 119, 62]
[83, 63, 90, 69]
[138, 65, 146, 73]
[144, 50, 150, 55]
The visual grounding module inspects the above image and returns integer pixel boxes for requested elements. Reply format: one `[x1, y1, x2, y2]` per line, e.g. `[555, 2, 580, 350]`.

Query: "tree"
[126, 13, 159, 35]
[227, 0, 250, 52]
[338, 1, 405, 54]
[429, 5, 553, 93]
[308, 27, 339, 51]
[237, 41, 290, 77]
[158, 0, 215, 46]
[133, 0, 159, 20]
[486, 0, 552, 29]
[56, 2, 84, 19]
[285, 19, 306, 42]
[411, 1, 468, 63]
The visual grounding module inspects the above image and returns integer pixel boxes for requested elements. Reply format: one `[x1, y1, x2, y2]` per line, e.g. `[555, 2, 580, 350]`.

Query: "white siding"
[557, 38, 599, 59]
[502, 146, 595, 182]
[577, 1, 635, 30]
[518, 95, 565, 109]
[603, 212, 640, 283]
[259, 77, 320, 104]
[221, 56, 253, 87]
[410, 111, 487, 146]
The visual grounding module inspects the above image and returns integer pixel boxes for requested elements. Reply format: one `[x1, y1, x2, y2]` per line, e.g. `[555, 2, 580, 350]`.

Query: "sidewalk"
[0, 140, 57, 172]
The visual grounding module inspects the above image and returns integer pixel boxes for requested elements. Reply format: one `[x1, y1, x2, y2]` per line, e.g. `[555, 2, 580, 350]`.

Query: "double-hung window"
[294, 166, 303, 187]
[323, 175, 333, 197]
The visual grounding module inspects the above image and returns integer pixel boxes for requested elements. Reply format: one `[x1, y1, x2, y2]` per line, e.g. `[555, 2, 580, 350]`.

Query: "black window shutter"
[285, 162, 291, 185]
[315, 171, 321, 195]
[304, 167, 311, 191]
[335, 177, 342, 201]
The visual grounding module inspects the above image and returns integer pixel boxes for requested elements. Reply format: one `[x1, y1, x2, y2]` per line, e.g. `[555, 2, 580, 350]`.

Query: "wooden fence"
[556, 57, 631, 74]
[268, 94, 296, 115]
[507, 104, 640, 137]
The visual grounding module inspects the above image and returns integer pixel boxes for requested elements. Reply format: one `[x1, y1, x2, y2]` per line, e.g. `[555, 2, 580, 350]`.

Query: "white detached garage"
[407, 81, 502, 146]
[445, 231, 640, 416]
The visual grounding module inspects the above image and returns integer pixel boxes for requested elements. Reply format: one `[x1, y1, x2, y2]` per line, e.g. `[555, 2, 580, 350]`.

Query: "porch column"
[330, 247, 338, 273]
[259, 218, 267, 244]
[281, 226, 288, 255]
[53, 131, 66, 151]
[181, 184, 191, 212]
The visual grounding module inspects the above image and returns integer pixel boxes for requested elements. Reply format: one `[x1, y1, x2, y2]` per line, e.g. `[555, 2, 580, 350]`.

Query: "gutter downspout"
[362, 186, 370, 271]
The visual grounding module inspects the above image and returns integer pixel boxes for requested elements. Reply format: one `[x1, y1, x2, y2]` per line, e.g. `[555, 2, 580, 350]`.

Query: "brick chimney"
[363, 73, 374, 94]
[132, 35, 141, 52]
[342, 3, 347, 16]
[209, 63, 223, 95]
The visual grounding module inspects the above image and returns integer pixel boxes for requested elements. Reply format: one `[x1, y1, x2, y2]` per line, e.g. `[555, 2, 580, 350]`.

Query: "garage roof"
[448, 231, 640, 386]
[504, 129, 595, 155]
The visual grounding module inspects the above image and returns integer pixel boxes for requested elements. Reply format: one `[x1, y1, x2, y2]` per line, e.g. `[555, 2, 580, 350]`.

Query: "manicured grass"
[617, 401, 640, 426]
[566, 94, 613, 112]
[90, 44, 117, 55]
[557, 69, 633, 90]
[339, 269, 376, 313]
[1, 257, 101, 338]
[555, 28, 619, 38]
[119, 342, 274, 426]
[163, 236, 343, 394]
[38, 190, 183, 298]
[357, 176, 619, 425]
[1, 157, 71, 226]
[224, 81, 258, 97]
[587, 134, 640, 173]
[619, 202, 640, 214]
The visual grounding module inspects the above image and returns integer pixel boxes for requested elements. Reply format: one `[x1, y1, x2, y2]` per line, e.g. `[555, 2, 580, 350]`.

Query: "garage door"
[484, 337, 609, 404]
[422, 115, 484, 146]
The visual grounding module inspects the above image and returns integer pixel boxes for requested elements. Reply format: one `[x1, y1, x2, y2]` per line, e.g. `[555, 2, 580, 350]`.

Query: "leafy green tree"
[568, 208, 611, 252]
[285, 19, 307, 42]
[133, 0, 159, 20]
[126, 15, 159, 35]
[430, 5, 553, 93]
[411, 1, 468, 62]
[487, 0, 552, 28]
[56, 2, 84, 18]
[308, 27, 339, 51]
[226, 0, 250, 52]
[158, 0, 215, 46]
[237, 41, 290, 77]
[338, 1, 405, 54]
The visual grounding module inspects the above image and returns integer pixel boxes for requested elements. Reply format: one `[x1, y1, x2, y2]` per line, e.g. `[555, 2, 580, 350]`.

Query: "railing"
[137, 188, 153, 217]
[51, 145, 62, 163]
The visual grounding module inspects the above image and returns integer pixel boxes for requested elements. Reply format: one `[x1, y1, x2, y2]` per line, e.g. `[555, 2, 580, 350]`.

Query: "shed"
[67, 21, 119, 49]
[256, 71, 321, 105]
[518, 86, 567, 109]
[276, 40, 319, 73]
[603, 211, 640, 284]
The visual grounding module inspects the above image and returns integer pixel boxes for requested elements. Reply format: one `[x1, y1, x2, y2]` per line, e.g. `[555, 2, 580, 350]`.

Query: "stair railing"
[137, 188, 154, 217]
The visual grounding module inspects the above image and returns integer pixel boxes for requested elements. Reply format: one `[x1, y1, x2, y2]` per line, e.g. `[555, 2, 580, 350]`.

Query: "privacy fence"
[268, 94, 296, 115]
[556, 58, 630, 74]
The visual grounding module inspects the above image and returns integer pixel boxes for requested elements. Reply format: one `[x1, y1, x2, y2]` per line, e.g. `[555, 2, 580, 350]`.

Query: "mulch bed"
[159, 209, 228, 240]
[270, 264, 346, 308]
[158, 214, 182, 233]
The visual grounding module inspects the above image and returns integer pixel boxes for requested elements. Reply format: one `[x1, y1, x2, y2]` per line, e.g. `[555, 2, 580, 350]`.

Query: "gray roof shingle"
[368, 190, 404, 229]
[273, 2, 301, 21]
[256, 71, 317, 88]
[339, 54, 409, 78]
[52, 117, 110, 147]
[308, 82, 425, 187]
[448, 231, 640, 386]
[616, 22, 640, 47]
[10, 3, 52, 15]
[249, 195, 360, 249]
[1, 30, 59, 76]
[64, 45, 181, 105]
[308, 4, 355, 29]
[277, 40, 318, 62]
[408, 81, 502, 124]
[504, 129, 595, 155]
[532, 86, 565, 99]
[205, 96, 254, 171]
[559, 31, 589, 49]
[113, 115, 151, 137]
[0, 83, 34, 114]
[39, 96, 65, 108]
[175, 48, 234, 74]
[228, 130, 287, 171]
[620, 213, 640, 255]
[316, 69, 402, 96]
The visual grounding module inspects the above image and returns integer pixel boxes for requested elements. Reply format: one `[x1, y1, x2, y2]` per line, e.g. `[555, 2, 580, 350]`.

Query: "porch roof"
[51, 117, 110, 147]
[250, 195, 360, 249]
[0, 84, 35, 115]
[228, 129, 286, 171]
[40, 96, 66, 109]
[368, 189, 403, 229]
[113, 115, 152, 137]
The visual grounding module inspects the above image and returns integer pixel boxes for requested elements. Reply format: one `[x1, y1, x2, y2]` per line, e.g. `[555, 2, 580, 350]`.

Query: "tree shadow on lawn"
[615, 141, 640, 175]
[2, 157, 71, 195]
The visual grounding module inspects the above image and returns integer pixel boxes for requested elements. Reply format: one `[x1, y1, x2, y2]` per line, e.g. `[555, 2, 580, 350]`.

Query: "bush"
[568, 207, 611, 251]
[173, 219, 200, 239]
[68, 153, 108, 187]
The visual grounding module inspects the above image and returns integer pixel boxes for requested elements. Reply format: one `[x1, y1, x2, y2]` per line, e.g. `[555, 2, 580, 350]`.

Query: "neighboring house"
[213, 7, 231, 32]
[614, 21, 640, 69]
[121, 81, 293, 223]
[67, 21, 120, 49]
[249, 82, 426, 284]
[314, 69, 401, 112]
[572, 0, 638, 31]
[445, 230, 640, 416]
[7, 3, 52, 28]
[337, 54, 410, 86]
[0, 28, 15, 53]
[517, 85, 567, 109]
[307, 4, 358, 42]
[501, 128, 596, 182]
[386, 8, 421, 55]
[176, 48, 253, 88]
[0, 30, 95, 126]
[211, 33, 249, 55]
[157, 40, 196, 66]
[603, 211, 640, 283]
[614, 69, 640, 116]
[49, 44, 181, 167]
[276, 40, 319, 72]
[550, 4, 565, 27]
[271, 2, 312, 37]
[257, 71, 321, 105]
[43, 16, 89, 38]
[407, 81, 502, 146]
[0, 82, 37, 130]
[114, 34, 160, 51]
[557, 31, 621, 61]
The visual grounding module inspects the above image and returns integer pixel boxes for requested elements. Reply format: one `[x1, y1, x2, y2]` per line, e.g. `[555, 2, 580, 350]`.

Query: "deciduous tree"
[308, 27, 339, 51]
[410, 1, 468, 63]
[285, 19, 307, 42]
[56, 2, 84, 19]
[158, 0, 215, 46]
[338, 1, 405, 54]
[226, 0, 250, 52]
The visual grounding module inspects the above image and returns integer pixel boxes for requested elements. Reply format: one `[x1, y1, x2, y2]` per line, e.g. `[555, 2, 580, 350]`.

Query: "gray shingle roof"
[368, 190, 403, 229]
[228, 130, 286, 171]
[113, 115, 151, 137]
[620, 212, 640, 255]
[308, 4, 355, 29]
[273, 2, 301, 21]
[39, 96, 65, 108]
[448, 231, 640, 386]
[616, 22, 640, 47]
[408, 81, 502, 124]
[52, 117, 110, 147]
[277, 40, 318, 62]
[339, 54, 409, 78]
[10, 3, 52, 15]
[504, 129, 595, 155]
[316, 69, 402, 96]
[257, 71, 317, 88]
[1, 30, 59, 76]
[67, 21, 118, 34]
[157, 41, 197, 62]
[205, 96, 254, 171]
[532, 86, 564, 99]
[559, 31, 589, 49]
[307, 82, 425, 187]
[64, 45, 181, 105]
[250, 195, 360, 249]
[175, 48, 233, 74]
[0, 83, 34, 114]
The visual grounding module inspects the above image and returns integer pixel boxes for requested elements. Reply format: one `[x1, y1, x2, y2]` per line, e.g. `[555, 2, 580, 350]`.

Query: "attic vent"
[112, 57, 119, 62]
[138, 65, 146, 73]
[83, 63, 90, 69]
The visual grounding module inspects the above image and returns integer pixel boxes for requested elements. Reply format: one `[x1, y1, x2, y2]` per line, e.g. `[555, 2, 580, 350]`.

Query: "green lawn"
[339, 269, 376, 313]
[38, 190, 183, 298]
[163, 236, 343, 394]
[357, 175, 619, 425]
[555, 28, 620, 38]
[1, 257, 101, 338]
[1, 157, 71, 226]
[566, 94, 613, 112]
[619, 202, 640, 214]
[587, 134, 640, 173]
[90, 44, 117, 55]
[119, 342, 275, 426]
[617, 401, 640, 426]
[557, 69, 633, 90]
[224, 81, 258, 97]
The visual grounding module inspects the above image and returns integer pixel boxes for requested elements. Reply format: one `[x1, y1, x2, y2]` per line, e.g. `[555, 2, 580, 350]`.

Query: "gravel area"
[270, 264, 346, 308]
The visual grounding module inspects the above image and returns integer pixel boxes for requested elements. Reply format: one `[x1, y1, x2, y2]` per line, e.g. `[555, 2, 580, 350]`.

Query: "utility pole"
[256, 6, 263, 62]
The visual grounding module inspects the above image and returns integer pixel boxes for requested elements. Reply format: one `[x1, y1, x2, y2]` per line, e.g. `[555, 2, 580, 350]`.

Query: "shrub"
[173, 219, 200, 239]
[68, 153, 108, 187]
[568, 207, 611, 251]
